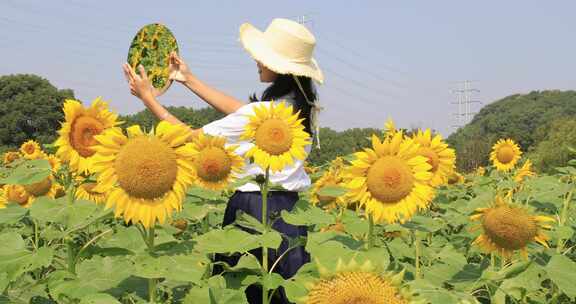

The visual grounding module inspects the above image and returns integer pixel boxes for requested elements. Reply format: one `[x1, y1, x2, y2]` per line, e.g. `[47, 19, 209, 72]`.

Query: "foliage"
[120, 106, 225, 130]
[308, 127, 378, 166]
[448, 90, 576, 172]
[1, 140, 575, 303]
[0, 74, 74, 146]
[530, 118, 576, 173]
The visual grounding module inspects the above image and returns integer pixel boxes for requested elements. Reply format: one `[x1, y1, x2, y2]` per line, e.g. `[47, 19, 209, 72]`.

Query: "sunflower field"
[1, 98, 575, 304]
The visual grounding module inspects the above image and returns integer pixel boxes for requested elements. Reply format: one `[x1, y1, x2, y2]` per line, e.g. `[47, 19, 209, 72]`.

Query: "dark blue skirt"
[215, 191, 310, 304]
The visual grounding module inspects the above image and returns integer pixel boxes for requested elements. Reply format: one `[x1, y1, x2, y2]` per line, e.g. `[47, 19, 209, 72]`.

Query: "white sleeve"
[202, 103, 254, 143]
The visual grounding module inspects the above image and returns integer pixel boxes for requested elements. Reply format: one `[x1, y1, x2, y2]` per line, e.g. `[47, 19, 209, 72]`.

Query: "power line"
[316, 47, 407, 90]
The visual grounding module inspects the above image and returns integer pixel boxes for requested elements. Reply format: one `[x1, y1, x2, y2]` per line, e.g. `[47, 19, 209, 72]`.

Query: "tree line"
[2, 74, 575, 172]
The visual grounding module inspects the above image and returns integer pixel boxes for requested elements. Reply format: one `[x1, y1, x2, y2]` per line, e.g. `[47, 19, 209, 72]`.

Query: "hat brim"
[239, 23, 324, 84]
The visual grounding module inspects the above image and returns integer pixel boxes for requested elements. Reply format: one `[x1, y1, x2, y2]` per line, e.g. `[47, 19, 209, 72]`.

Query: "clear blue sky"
[2, 1, 576, 136]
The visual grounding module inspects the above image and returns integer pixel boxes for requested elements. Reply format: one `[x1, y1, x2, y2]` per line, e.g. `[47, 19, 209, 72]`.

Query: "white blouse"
[202, 100, 312, 192]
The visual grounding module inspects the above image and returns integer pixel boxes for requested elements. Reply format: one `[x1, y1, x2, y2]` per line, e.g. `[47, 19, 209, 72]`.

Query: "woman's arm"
[169, 52, 244, 115]
[123, 63, 201, 139]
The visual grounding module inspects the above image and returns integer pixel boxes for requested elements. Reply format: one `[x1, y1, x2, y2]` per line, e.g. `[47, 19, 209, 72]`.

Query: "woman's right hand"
[168, 52, 192, 83]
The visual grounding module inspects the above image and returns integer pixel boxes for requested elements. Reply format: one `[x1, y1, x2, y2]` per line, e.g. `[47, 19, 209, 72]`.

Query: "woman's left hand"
[123, 63, 156, 104]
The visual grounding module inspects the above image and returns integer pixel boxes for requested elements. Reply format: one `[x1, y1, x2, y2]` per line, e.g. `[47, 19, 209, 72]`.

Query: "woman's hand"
[123, 63, 155, 104]
[168, 52, 192, 83]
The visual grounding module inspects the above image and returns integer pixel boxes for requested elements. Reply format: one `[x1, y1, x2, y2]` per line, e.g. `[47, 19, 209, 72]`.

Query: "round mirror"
[127, 23, 179, 96]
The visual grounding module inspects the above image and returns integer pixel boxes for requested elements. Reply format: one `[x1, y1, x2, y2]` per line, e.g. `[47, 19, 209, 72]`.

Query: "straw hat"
[239, 18, 324, 84]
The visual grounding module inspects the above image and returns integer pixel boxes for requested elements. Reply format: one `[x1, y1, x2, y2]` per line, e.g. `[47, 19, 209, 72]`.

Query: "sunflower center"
[81, 182, 100, 194]
[482, 206, 538, 250]
[255, 119, 293, 155]
[23, 144, 36, 155]
[7, 186, 29, 205]
[70, 115, 105, 158]
[5, 153, 20, 163]
[195, 147, 232, 182]
[366, 156, 414, 204]
[419, 147, 440, 172]
[307, 272, 407, 304]
[23, 177, 52, 197]
[114, 137, 178, 200]
[496, 146, 515, 164]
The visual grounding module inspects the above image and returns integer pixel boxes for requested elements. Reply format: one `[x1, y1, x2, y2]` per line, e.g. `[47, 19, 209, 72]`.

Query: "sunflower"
[20, 140, 44, 159]
[75, 180, 107, 204]
[447, 171, 465, 185]
[1, 185, 29, 207]
[2, 176, 59, 208]
[3, 151, 21, 165]
[241, 101, 311, 173]
[44, 154, 62, 173]
[304, 161, 318, 175]
[189, 132, 244, 191]
[91, 122, 195, 228]
[514, 159, 535, 183]
[297, 258, 419, 304]
[490, 139, 522, 172]
[0, 188, 5, 209]
[344, 132, 434, 224]
[54, 97, 119, 175]
[383, 118, 397, 138]
[471, 196, 554, 259]
[475, 166, 486, 176]
[411, 129, 456, 187]
[310, 158, 347, 210]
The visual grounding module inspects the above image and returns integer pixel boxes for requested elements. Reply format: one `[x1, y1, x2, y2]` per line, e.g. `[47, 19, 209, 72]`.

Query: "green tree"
[530, 118, 576, 173]
[447, 90, 576, 172]
[308, 127, 379, 166]
[0, 74, 74, 147]
[120, 106, 225, 130]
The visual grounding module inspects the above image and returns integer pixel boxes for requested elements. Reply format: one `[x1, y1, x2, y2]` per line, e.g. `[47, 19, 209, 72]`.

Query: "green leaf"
[0, 246, 53, 282]
[224, 254, 261, 273]
[554, 225, 574, 240]
[183, 286, 248, 304]
[281, 200, 334, 226]
[0, 159, 50, 185]
[187, 186, 225, 201]
[181, 196, 224, 222]
[408, 279, 463, 304]
[30, 197, 110, 235]
[261, 272, 285, 290]
[100, 226, 147, 254]
[497, 263, 546, 301]
[0, 232, 25, 255]
[0, 204, 28, 224]
[402, 215, 445, 232]
[234, 211, 265, 233]
[79, 293, 121, 304]
[423, 245, 467, 283]
[195, 228, 282, 254]
[316, 185, 348, 197]
[133, 253, 209, 283]
[306, 231, 360, 268]
[0, 273, 8, 294]
[546, 254, 576, 299]
[50, 256, 134, 300]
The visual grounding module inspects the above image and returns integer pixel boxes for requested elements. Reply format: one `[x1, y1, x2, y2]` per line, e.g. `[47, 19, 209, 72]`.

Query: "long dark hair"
[250, 74, 317, 135]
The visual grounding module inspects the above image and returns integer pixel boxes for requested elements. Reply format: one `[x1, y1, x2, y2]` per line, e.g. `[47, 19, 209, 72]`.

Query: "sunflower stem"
[367, 214, 375, 250]
[490, 253, 496, 270]
[144, 226, 157, 303]
[557, 189, 573, 253]
[414, 231, 421, 279]
[261, 169, 270, 304]
[66, 240, 76, 274]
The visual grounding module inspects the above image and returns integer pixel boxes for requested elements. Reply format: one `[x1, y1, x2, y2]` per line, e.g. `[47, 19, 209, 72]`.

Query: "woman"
[123, 18, 323, 304]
